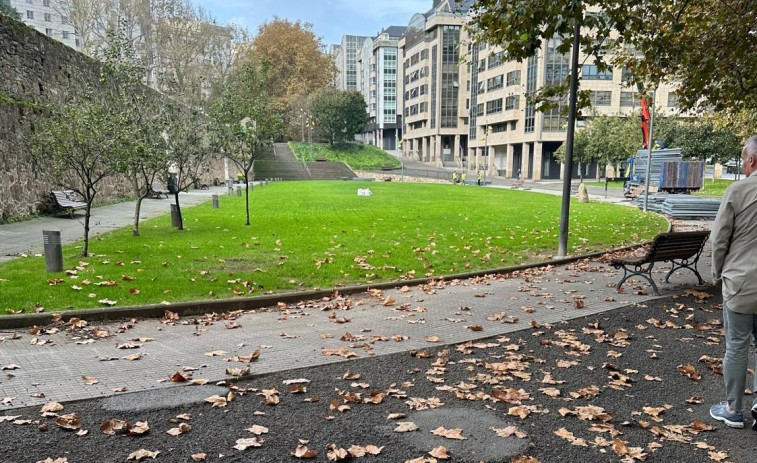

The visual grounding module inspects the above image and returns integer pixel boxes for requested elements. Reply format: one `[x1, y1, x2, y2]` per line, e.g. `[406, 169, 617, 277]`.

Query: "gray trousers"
[723, 303, 757, 411]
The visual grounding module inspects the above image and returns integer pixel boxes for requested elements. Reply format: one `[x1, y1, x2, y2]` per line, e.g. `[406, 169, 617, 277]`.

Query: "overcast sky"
[194, 0, 432, 46]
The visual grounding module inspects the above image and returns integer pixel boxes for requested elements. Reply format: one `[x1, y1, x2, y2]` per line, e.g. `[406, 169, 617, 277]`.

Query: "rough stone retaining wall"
[0, 15, 224, 222]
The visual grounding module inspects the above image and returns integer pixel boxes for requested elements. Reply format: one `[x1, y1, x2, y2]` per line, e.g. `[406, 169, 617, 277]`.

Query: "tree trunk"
[132, 177, 143, 236]
[133, 196, 144, 236]
[82, 203, 92, 257]
[244, 171, 251, 226]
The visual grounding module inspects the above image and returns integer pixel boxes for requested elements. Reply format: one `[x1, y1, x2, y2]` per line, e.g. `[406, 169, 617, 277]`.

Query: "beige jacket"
[711, 174, 757, 314]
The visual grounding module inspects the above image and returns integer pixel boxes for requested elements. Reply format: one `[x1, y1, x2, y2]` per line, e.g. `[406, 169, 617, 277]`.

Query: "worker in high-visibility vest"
[461, 172, 467, 185]
[477, 171, 482, 186]
[452, 171, 458, 184]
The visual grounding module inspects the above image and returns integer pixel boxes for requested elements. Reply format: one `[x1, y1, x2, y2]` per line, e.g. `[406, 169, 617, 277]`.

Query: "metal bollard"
[42, 230, 63, 273]
[236, 185, 242, 197]
[170, 204, 181, 228]
[227, 179, 233, 195]
[212, 194, 219, 209]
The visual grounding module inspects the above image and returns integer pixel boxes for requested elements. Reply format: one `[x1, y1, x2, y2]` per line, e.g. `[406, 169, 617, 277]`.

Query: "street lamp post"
[483, 122, 490, 187]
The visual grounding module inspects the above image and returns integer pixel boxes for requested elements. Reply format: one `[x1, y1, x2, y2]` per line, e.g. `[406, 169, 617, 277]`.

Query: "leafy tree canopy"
[244, 18, 336, 136]
[309, 89, 367, 146]
[466, 0, 757, 113]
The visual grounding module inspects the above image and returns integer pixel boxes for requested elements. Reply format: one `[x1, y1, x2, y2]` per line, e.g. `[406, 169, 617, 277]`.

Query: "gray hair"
[745, 136, 757, 157]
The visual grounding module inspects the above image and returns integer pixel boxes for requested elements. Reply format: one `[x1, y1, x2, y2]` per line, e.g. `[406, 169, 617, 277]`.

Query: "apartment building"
[357, 26, 406, 150]
[468, 40, 683, 180]
[333, 34, 369, 91]
[7, 0, 78, 50]
[398, 0, 473, 167]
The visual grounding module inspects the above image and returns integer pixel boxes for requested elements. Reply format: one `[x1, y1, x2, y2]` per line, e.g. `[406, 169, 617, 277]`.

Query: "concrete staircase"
[273, 143, 298, 161]
[254, 143, 357, 180]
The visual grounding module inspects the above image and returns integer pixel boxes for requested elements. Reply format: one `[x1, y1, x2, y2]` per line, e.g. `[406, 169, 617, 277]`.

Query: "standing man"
[710, 136, 757, 430]
[477, 171, 482, 186]
[452, 171, 458, 184]
[461, 171, 466, 185]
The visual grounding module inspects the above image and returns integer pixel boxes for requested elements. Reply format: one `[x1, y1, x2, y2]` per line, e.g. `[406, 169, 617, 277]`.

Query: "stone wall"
[0, 15, 225, 222]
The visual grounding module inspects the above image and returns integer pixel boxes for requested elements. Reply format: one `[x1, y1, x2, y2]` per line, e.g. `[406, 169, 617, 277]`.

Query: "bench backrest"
[51, 190, 86, 207]
[647, 230, 710, 261]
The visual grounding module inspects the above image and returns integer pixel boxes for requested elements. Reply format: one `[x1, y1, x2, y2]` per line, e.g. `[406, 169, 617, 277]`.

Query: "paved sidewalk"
[0, 251, 714, 409]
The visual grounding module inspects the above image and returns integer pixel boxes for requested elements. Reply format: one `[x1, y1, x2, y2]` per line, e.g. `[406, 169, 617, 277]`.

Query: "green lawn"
[694, 178, 733, 197]
[584, 178, 733, 197]
[290, 142, 401, 170]
[0, 182, 668, 313]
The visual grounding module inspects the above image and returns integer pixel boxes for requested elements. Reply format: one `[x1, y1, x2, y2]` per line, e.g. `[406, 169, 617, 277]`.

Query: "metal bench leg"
[664, 258, 704, 285]
[614, 263, 660, 296]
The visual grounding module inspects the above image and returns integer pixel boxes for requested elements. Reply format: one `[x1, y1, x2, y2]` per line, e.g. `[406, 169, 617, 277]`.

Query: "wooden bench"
[611, 230, 710, 295]
[51, 190, 87, 217]
[149, 182, 170, 199]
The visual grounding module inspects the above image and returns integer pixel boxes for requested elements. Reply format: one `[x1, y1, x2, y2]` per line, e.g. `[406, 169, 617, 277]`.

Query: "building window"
[477, 59, 486, 72]
[440, 25, 461, 128]
[542, 107, 565, 132]
[544, 39, 569, 85]
[44, 13, 52, 21]
[43, 0, 50, 5]
[506, 70, 521, 86]
[476, 103, 484, 117]
[486, 98, 503, 114]
[487, 51, 504, 69]
[621, 67, 633, 83]
[667, 93, 679, 107]
[582, 64, 613, 80]
[487, 75, 503, 91]
[620, 91, 637, 107]
[45, 28, 53, 35]
[26, 0, 33, 4]
[26, 10, 34, 19]
[505, 95, 519, 110]
[590, 90, 612, 106]
[524, 56, 537, 133]
[62, 31, 70, 40]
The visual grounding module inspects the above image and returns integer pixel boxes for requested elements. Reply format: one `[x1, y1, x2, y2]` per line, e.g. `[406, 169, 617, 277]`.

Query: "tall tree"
[64, 0, 245, 104]
[210, 60, 281, 226]
[246, 18, 336, 138]
[162, 105, 215, 230]
[100, 21, 170, 236]
[309, 89, 367, 146]
[151, 0, 244, 104]
[467, 0, 757, 113]
[31, 93, 134, 257]
[673, 121, 742, 165]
